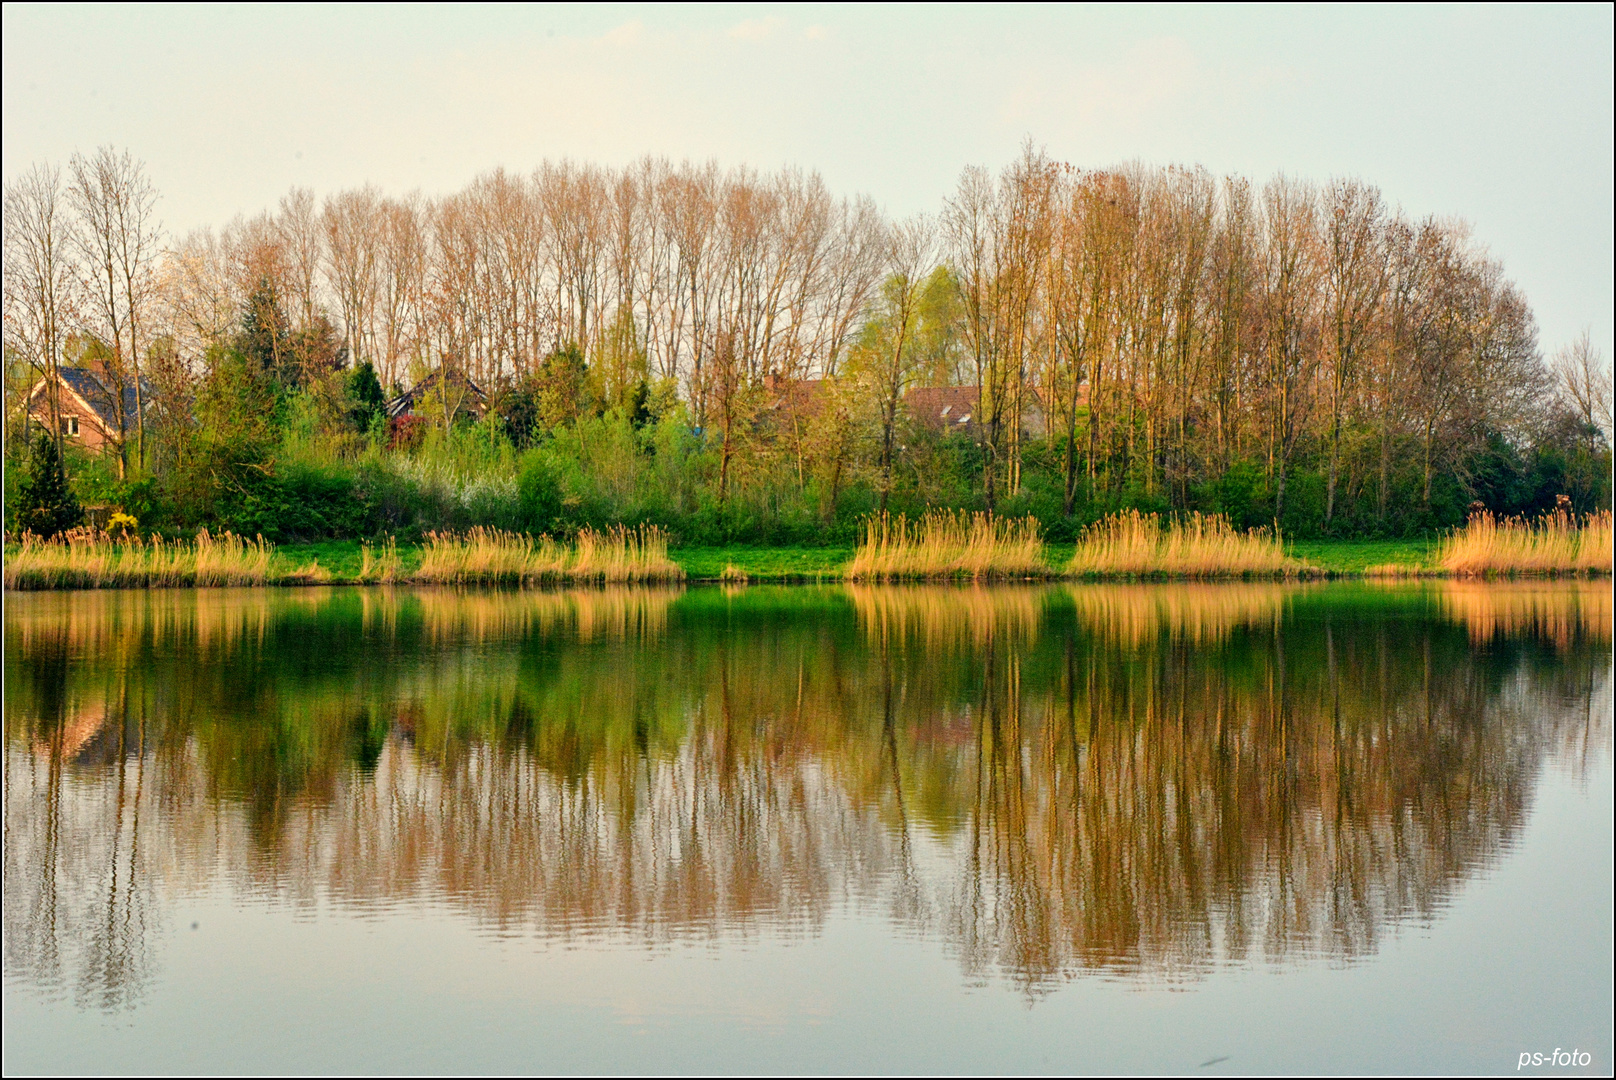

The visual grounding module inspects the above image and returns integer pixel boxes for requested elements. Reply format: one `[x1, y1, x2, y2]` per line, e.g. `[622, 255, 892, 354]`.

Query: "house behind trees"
[386, 370, 488, 422]
[23, 366, 152, 454]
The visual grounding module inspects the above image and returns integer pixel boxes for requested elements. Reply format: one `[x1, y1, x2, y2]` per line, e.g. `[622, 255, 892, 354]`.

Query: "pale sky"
[4, 3, 1611, 360]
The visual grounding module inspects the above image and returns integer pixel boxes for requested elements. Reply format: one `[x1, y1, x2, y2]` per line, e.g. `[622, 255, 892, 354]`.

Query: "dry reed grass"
[1067, 510, 1303, 578]
[845, 510, 1047, 581]
[1438, 508, 1613, 576]
[4, 528, 275, 590]
[412, 525, 683, 585]
[282, 558, 335, 584]
[359, 537, 404, 583]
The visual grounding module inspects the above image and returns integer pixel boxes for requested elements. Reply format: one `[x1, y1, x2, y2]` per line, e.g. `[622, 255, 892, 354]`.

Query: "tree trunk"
[1325, 408, 1342, 529]
[1062, 408, 1079, 515]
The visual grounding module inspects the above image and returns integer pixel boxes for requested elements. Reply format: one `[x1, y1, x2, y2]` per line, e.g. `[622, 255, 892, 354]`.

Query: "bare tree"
[1206, 175, 1255, 477]
[4, 164, 79, 459]
[1257, 175, 1321, 521]
[324, 186, 381, 371]
[1554, 331, 1614, 450]
[159, 228, 239, 363]
[1321, 178, 1386, 527]
[376, 195, 428, 392]
[868, 216, 935, 511]
[944, 146, 1055, 508]
[69, 147, 162, 473]
[278, 187, 324, 331]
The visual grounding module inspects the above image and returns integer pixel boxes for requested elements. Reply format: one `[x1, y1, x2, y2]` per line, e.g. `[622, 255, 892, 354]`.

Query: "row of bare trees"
[4, 150, 161, 474]
[8, 144, 1607, 522]
[945, 146, 1560, 517]
[158, 160, 890, 419]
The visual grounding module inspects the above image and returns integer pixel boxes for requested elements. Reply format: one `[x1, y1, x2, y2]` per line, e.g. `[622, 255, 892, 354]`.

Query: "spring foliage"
[6, 150, 1610, 546]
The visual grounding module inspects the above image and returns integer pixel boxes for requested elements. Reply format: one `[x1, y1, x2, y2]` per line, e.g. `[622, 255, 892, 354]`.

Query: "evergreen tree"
[491, 382, 543, 448]
[17, 433, 83, 538]
[346, 361, 388, 433]
[239, 275, 292, 383]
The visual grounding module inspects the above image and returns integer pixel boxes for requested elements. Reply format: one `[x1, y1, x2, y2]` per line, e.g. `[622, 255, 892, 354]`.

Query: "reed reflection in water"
[4, 581, 1609, 1008]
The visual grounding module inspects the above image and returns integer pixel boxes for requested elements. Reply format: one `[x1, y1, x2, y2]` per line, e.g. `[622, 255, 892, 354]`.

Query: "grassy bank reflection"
[4, 581, 1608, 1005]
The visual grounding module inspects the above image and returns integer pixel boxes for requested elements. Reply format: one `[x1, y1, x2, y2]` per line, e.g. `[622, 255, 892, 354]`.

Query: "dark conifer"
[347, 361, 389, 433]
[17, 433, 84, 538]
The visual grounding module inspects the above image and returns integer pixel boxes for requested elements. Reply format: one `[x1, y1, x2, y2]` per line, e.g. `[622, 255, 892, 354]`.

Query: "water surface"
[4, 582, 1611, 1073]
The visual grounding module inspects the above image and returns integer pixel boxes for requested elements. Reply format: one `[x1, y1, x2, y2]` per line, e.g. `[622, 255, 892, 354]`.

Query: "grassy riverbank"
[8, 523, 1604, 587]
[0, 536, 1442, 584]
[268, 534, 1558, 581]
[334, 537, 1433, 580]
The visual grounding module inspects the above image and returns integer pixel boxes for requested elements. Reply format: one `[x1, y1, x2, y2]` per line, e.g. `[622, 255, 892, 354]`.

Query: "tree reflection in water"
[4, 582, 1609, 1006]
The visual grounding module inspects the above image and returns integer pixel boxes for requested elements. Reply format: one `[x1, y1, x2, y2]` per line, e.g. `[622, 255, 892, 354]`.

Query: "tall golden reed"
[4, 528, 275, 590]
[412, 525, 683, 585]
[359, 536, 403, 583]
[845, 510, 1047, 581]
[1067, 510, 1302, 578]
[1439, 509, 1612, 576]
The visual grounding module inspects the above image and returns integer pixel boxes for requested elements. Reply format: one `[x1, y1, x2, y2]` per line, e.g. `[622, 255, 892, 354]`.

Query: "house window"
[60, 416, 79, 437]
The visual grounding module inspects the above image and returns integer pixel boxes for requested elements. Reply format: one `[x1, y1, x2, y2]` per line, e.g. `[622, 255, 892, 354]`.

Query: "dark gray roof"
[56, 368, 155, 433]
[387, 370, 487, 418]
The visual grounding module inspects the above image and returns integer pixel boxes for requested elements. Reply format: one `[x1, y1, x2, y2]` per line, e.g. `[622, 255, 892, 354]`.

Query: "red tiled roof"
[764, 376, 827, 419]
[905, 386, 980, 431]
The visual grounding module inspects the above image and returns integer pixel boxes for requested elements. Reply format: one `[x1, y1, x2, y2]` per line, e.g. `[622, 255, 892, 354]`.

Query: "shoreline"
[5, 537, 1608, 590]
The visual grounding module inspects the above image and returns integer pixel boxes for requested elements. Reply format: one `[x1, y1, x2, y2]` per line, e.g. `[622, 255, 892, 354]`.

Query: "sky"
[4, 3, 1611, 361]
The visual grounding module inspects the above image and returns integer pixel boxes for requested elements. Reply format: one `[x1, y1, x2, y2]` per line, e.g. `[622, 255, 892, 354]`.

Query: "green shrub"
[517, 452, 563, 534]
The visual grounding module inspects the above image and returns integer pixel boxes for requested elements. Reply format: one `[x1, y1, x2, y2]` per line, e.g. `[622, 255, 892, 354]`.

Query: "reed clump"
[282, 558, 334, 584]
[571, 524, 682, 583]
[845, 510, 1048, 582]
[4, 528, 275, 590]
[1439, 508, 1613, 576]
[411, 525, 683, 585]
[359, 537, 404, 583]
[1067, 510, 1303, 579]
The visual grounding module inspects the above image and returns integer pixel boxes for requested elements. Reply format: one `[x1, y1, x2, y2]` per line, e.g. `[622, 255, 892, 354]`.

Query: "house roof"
[33, 368, 154, 434]
[387, 370, 488, 418]
[763, 377, 827, 420]
[904, 383, 1073, 437]
[905, 385, 980, 430]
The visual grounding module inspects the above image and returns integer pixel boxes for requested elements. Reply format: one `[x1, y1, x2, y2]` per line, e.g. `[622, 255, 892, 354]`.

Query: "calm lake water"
[3, 582, 1611, 1074]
